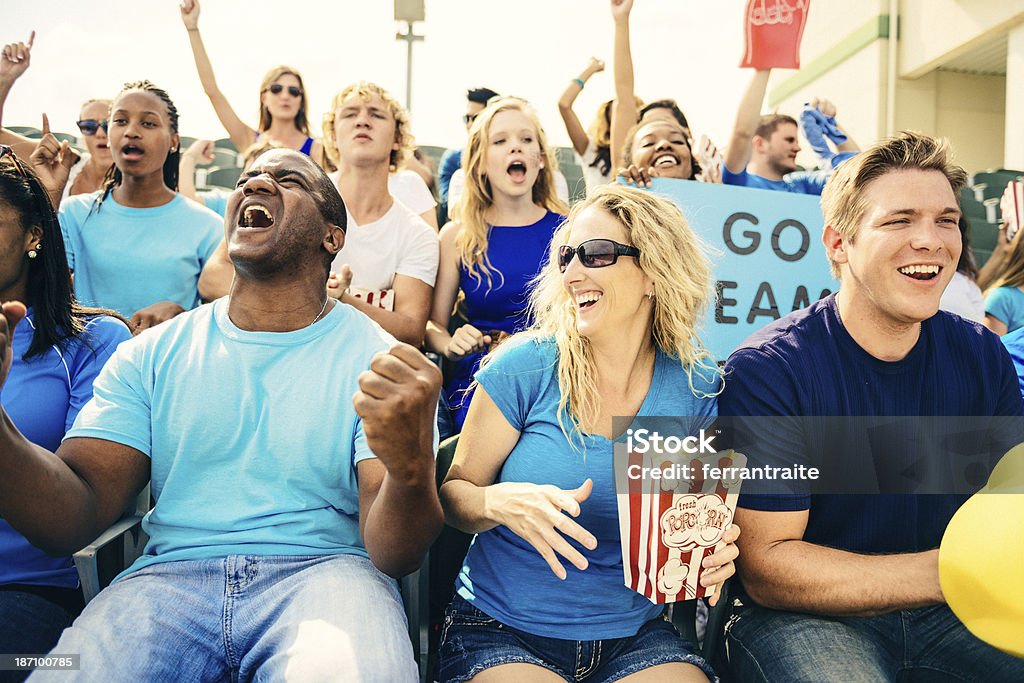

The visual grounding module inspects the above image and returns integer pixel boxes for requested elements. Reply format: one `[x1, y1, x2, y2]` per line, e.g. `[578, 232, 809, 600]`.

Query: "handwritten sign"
[741, 0, 811, 69]
[642, 178, 836, 360]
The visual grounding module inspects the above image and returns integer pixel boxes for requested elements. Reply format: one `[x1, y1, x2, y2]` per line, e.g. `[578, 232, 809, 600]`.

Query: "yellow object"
[939, 444, 1024, 658]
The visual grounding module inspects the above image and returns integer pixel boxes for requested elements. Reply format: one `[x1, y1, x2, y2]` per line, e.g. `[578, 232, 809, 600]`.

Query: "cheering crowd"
[1, 0, 1022, 681]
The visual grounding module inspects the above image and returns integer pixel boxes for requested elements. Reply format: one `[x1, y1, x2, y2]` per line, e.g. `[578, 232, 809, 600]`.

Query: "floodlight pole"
[396, 21, 424, 112]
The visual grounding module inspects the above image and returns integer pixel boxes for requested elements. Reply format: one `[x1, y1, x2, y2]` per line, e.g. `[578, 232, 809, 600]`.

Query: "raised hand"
[0, 31, 34, 82]
[0, 301, 28, 391]
[327, 264, 353, 299]
[353, 343, 442, 482]
[809, 97, 837, 119]
[182, 139, 215, 165]
[179, 0, 200, 30]
[445, 323, 491, 361]
[484, 479, 597, 579]
[28, 113, 74, 201]
[610, 0, 634, 22]
[130, 301, 186, 335]
[584, 57, 606, 77]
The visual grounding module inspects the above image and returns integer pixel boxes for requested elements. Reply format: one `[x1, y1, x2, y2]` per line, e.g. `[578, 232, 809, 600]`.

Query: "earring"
[28, 243, 41, 259]
[646, 291, 654, 300]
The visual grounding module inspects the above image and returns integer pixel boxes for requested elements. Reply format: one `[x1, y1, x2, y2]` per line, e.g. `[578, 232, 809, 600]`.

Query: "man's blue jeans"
[725, 601, 1024, 682]
[29, 554, 417, 682]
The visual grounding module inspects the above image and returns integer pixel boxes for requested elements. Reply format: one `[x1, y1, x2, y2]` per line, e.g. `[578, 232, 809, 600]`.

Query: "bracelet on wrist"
[573, 78, 586, 89]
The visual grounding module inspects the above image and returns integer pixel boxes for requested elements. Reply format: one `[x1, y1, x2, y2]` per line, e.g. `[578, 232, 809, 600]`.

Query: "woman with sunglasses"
[179, 0, 322, 163]
[438, 185, 738, 682]
[56, 81, 222, 333]
[0, 146, 130, 675]
[0, 33, 113, 204]
[425, 97, 568, 431]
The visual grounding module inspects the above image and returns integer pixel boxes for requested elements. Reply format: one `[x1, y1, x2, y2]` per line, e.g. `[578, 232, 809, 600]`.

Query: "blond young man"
[719, 132, 1024, 681]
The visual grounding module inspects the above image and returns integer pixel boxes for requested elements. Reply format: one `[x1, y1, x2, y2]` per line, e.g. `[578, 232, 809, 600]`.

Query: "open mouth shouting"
[120, 144, 144, 161]
[898, 264, 941, 282]
[507, 159, 528, 182]
[237, 202, 275, 231]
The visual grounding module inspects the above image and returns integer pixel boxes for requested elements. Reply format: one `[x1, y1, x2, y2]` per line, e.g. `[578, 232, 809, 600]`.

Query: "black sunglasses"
[463, 112, 479, 125]
[267, 83, 303, 98]
[557, 238, 641, 272]
[76, 118, 108, 136]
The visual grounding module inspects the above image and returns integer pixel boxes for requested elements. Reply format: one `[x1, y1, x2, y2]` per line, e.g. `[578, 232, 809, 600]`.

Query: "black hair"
[467, 87, 500, 106]
[0, 152, 125, 359]
[639, 99, 690, 132]
[95, 80, 180, 212]
[315, 168, 346, 235]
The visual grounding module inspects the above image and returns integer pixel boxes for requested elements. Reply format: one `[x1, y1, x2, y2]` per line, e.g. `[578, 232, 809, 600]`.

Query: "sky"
[3, 1, 752, 152]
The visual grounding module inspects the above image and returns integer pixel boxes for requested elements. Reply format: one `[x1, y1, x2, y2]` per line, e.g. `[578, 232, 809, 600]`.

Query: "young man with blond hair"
[719, 132, 1024, 680]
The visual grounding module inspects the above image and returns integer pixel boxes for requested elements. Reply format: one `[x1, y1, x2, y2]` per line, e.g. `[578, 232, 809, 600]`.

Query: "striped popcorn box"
[616, 447, 745, 604]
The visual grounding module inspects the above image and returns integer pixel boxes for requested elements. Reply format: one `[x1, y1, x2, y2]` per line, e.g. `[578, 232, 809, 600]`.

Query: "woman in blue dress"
[426, 97, 568, 430]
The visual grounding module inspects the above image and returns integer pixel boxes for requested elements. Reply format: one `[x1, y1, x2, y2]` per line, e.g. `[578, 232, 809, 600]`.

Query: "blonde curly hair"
[321, 81, 415, 172]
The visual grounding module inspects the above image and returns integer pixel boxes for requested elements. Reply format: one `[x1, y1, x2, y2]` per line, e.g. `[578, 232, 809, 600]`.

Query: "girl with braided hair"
[57, 81, 222, 333]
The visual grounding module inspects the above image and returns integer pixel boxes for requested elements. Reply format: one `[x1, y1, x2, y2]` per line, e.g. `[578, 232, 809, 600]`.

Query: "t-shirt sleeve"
[721, 165, 750, 187]
[984, 287, 1019, 327]
[396, 217, 440, 287]
[65, 316, 132, 434]
[64, 336, 153, 456]
[474, 338, 554, 431]
[447, 170, 466, 220]
[195, 207, 224, 267]
[555, 171, 569, 203]
[719, 347, 811, 511]
[201, 190, 230, 217]
[1002, 328, 1024, 401]
[57, 197, 87, 272]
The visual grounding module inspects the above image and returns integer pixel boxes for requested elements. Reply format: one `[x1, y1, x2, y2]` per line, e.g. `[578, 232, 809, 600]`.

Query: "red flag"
[741, 0, 811, 70]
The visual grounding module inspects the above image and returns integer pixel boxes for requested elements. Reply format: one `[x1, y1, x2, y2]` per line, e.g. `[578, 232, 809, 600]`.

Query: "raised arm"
[0, 32, 45, 157]
[723, 69, 771, 174]
[735, 506, 943, 616]
[178, 139, 216, 202]
[558, 57, 605, 156]
[355, 344, 443, 577]
[610, 0, 638, 171]
[179, 0, 256, 151]
[0, 302, 149, 556]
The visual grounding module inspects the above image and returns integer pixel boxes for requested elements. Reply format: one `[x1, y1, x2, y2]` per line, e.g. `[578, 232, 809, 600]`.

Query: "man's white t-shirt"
[327, 180, 439, 312]
[576, 141, 612, 195]
[447, 168, 569, 219]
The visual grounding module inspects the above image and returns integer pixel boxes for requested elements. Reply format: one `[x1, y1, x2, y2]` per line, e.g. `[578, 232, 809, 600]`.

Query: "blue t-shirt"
[722, 165, 829, 195]
[984, 285, 1024, 333]
[59, 192, 223, 318]
[1, 310, 130, 588]
[65, 298, 395, 577]
[199, 189, 231, 217]
[719, 294, 1022, 554]
[446, 211, 565, 428]
[1001, 326, 1024, 399]
[457, 336, 720, 639]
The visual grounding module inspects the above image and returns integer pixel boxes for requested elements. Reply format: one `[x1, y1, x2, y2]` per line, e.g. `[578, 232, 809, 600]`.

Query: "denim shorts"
[437, 594, 716, 683]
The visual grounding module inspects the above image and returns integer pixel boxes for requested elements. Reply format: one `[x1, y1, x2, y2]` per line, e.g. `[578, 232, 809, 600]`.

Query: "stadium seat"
[7, 125, 41, 138]
[205, 166, 242, 189]
[556, 146, 587, 203]
[970, 170, 1021, 203]
[178, 135, 198, 151]
[417, 145, 446, 171]
[73, 484, 150, 603]
[214, 137, 239, 153]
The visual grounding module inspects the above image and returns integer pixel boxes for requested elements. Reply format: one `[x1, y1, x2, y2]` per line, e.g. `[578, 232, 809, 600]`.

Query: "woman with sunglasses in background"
[0, 146, 130, 679]
[0, 33, 113, 205]
[54, 81, 222, 334]
[425, 97, 568, 431]
[179, 0, 322, 162]
[438, 185, 738, 683]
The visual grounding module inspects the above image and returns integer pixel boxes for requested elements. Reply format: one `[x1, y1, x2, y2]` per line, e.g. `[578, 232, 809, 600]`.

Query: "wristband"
[573, 78, 586, 89]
